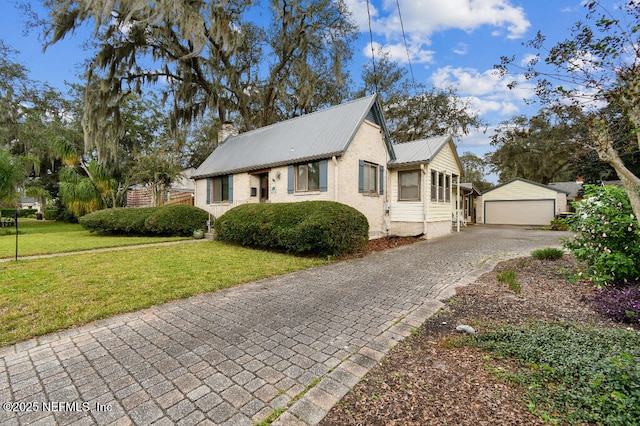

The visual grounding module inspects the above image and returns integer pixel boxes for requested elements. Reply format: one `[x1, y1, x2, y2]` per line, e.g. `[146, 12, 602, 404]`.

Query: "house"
[477, 178, 569, 226]
[127, 167, 196, 207]
[192, 94, 463, 239]
[387, 135, 463, 237]
[453, 182, 480, 224]
[548, 177, 585, 211]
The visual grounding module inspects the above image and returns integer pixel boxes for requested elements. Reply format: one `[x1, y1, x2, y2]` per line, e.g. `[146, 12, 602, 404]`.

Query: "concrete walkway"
[0, 226, 570, 425]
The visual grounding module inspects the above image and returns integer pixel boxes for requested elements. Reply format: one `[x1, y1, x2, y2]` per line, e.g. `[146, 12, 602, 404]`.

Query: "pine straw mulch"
[320, 245, 637, 426]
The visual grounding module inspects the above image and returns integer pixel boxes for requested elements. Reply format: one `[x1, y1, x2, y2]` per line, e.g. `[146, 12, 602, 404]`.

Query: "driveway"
[0, 226, 571, 425]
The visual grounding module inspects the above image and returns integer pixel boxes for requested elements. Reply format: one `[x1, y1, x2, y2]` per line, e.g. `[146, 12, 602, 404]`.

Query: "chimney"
[218, 121, 237, 145]
[576, 176, 584, 184]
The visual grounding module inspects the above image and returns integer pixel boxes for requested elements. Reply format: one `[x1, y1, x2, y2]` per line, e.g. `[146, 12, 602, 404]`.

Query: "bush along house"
[192, 94, 463, 239]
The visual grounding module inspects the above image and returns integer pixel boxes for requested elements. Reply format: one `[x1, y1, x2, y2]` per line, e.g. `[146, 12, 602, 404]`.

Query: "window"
[359, 160, 383, 195]
[399, 170, 420, 201]
[445, 175, 451, 202]
[362, 162, 378, 194]
[296, 161, 320, 192]
[438, 172, 445, 201]
[207, 175, 233, 203]
[430, 171, 437, 201]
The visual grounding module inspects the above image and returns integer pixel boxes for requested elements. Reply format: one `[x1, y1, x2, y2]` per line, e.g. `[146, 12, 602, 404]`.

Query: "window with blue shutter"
[290, 160, 327, 193]
[210, 175, 232, 202]
[319, 160, 328, 192]
[359, 160, 379, 194]
[288, 165, 295, 194]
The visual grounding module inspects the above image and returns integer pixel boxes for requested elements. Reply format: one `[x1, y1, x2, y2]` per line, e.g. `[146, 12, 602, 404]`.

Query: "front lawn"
[0, 219, 187, 259]
[0, 241, 327, 347]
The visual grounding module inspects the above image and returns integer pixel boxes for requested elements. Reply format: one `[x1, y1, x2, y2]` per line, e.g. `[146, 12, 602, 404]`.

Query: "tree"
[459, 152, 492, 192]
[357, 51, 485, 143]
[487, 106, 586, 184]
[39, 0, 357, 163]
[496, 0, 640, 225]
[0, 148, 30, 208]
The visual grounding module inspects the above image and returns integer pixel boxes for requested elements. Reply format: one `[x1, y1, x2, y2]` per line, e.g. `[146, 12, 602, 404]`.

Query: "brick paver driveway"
[0, 226, 571, 425]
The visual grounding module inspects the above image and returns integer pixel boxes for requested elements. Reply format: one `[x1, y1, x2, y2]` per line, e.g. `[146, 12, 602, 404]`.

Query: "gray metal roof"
[388, 135, 452, 168]
[192, 95, 393, 178]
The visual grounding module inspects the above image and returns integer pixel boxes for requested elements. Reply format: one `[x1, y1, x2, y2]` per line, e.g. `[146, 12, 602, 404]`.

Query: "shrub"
[79, 205, 208, 236]
[563, 185, 640, 286]
[593, 284, 640, 324]
[549, 217, 568, 231]
[80, 207, 155, 234]
[531, 247, 564, 260]
[44, 209, 59, 221]
[467, 322, 640, 425]
[214, 201, 369, 257]
[144, 204, 209, 236]
[1, 208, 37, 218]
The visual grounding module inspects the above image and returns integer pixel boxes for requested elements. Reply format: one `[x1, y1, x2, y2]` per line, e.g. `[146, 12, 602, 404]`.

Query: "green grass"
[496, 269, 521, 294]
[0, 219, 187, 259]
[0, 240, 327, 347]
[531, 247, 564, 260]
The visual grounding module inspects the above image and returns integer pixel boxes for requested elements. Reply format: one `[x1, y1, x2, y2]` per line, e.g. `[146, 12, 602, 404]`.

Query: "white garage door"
[485, 200, 555, 225]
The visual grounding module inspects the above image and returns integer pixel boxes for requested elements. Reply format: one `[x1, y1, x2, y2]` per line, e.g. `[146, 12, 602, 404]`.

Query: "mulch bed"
[319, 255, 636, 425]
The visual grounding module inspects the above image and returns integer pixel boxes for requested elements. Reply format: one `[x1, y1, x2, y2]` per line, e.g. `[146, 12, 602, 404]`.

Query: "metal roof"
[388, 134, 452, 168]
[192, 94, 393, 178]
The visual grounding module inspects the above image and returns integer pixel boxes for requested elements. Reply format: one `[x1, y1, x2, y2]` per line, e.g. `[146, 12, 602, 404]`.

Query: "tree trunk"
[590, 121, 640, 227]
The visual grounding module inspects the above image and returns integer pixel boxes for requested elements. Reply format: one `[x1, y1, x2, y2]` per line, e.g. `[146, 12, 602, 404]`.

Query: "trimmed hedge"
[79, 205, 208, 236]
[1, 208, 37, 218]
[144, 205, 210, 236]
[214, 201, 369, 257]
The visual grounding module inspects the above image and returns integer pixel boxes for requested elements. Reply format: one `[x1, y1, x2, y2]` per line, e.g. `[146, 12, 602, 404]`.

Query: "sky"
[0, 0, 602, 172]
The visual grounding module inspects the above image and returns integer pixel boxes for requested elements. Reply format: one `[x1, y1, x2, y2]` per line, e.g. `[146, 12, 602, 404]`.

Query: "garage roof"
[482, 178, 570, 195]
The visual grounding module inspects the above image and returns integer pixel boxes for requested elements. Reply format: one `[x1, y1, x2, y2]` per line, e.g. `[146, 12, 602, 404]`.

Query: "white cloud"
[346, 0, 530, 67]
[430, 66, 537, 116]
[453, 43, 468, 55]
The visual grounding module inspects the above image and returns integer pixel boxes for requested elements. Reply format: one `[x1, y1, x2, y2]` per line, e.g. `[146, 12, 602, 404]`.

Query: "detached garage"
[477, 178, 568, 226]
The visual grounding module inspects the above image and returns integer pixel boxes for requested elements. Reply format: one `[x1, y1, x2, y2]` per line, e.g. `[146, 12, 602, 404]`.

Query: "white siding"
[388, 139, 462, 239]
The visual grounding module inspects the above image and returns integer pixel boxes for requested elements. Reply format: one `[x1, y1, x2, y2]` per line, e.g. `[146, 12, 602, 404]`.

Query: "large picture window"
[296, 161, 320, 192]
[399, 170, 420, 201]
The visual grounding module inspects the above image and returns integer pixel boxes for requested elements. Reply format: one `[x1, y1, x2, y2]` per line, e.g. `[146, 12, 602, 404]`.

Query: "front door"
[259, 174, 269, 202]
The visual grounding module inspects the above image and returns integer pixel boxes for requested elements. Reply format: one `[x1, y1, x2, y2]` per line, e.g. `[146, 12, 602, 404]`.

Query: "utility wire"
[366, 0, 378, 94]
[396, 0, 416, 89]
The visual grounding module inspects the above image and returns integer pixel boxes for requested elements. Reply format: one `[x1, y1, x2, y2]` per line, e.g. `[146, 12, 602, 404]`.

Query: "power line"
[396, 0, 416, 88]
[366, 0, 378, 94]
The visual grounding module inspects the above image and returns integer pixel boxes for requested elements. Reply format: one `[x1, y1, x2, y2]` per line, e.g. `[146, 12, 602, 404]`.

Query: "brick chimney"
[218, 121, 237, 145]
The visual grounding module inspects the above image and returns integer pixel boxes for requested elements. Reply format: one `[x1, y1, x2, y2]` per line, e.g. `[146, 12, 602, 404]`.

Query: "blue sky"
[0, 1, 597, 165]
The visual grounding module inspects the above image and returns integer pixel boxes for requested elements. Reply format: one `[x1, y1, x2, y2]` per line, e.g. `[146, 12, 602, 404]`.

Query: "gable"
[482, 179, 564, 200]
[192, 95, 394, 179]
[388, 135, 461, 173]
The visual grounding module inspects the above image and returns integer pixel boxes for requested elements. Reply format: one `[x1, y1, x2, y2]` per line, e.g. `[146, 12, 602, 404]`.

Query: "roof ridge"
[228, 94, 377, 140]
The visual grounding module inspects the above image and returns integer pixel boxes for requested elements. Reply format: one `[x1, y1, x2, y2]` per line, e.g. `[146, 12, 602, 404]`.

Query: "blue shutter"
[379, 165, 384, 195]
[288, 165, 294, 194]
[358, 160, 364, 193]
[319, 160, 328, 192]
[206, 178, 211, 204]
[228, 175, 233, 201]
